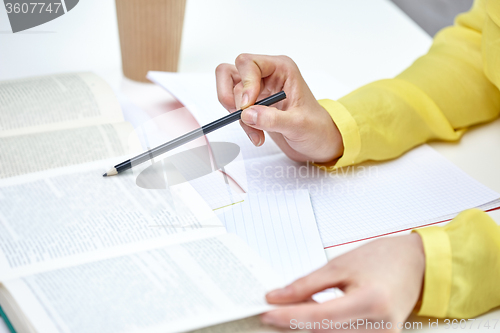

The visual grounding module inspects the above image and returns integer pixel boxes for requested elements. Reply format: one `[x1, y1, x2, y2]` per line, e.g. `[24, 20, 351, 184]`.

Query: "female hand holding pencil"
[215, 54, 344, 163]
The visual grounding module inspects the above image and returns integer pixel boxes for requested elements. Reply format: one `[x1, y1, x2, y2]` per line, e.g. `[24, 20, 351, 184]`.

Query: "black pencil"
[103, 91, 286, 176]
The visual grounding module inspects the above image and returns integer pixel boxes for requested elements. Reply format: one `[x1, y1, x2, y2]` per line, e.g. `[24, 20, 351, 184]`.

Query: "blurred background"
[390, 0, 473, 36]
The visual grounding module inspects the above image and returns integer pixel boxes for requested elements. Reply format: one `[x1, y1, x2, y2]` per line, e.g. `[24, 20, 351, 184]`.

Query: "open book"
[0, 73, 137, 179]
[0, 73, 299, 333]
[0, 229, 286, 333]
[0, 230, 285, 333]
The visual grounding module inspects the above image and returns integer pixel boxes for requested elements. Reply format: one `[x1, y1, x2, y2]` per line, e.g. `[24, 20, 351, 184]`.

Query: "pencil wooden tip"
[103, 168, 118, 177]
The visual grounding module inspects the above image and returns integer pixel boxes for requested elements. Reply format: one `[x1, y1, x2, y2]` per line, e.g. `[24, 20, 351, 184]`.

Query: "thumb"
[240, 105, 296, 136]
[240, 83, 260, 110]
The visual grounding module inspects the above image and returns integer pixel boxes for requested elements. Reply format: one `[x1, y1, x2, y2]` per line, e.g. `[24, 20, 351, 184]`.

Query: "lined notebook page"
[216, 190, 327, 284]
[242, 145, 500, 247]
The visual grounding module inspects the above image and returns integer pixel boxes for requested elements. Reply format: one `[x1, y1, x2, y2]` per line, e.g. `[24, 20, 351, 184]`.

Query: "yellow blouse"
[319, 0, 500, 318]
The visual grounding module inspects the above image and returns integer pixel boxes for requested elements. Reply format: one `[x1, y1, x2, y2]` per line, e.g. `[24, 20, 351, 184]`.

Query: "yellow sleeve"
[317, 0, 500, 169]
[413, 209, 500, 318]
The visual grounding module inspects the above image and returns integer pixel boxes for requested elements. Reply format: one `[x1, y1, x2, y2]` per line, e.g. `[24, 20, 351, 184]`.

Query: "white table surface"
[1, 0, 499, 332]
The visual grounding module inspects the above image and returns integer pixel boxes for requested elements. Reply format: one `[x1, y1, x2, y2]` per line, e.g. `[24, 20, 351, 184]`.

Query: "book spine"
[0, 305, 16, 333]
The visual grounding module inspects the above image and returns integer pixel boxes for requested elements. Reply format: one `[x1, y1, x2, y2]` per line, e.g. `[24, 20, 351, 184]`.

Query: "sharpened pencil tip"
[104, 168, 118, 177]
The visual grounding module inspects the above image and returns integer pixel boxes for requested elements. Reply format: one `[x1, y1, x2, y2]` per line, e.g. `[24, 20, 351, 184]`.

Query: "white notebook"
[148, 71, 500, 248]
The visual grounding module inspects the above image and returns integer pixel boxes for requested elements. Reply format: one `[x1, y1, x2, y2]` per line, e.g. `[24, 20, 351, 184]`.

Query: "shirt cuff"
[316, 99, 361, 169]
[413, 226, 453, 318]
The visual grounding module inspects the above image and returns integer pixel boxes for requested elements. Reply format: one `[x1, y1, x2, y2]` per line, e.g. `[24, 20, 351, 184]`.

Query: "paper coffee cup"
[115, 0, 186, 82]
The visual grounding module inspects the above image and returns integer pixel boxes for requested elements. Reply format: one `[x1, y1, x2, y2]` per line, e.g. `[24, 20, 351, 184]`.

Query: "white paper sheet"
[187, 171, 244, 210]
[216, 190, 326, 284]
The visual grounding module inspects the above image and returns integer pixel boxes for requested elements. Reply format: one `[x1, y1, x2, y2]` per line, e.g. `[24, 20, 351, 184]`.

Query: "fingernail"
[243, 107, 258, 125]
[248, 132, 261, 147]
[241, 93, 249, 108]
[267, 286, 291, 298]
